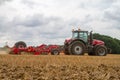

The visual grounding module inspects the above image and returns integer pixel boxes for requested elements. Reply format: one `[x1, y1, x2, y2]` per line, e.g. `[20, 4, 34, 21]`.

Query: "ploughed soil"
[0, 53, 120, 80]
[0, 51, 8, 54]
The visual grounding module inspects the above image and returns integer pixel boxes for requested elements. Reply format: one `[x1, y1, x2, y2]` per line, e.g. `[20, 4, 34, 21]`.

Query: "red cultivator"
[9, 41, 60, 55]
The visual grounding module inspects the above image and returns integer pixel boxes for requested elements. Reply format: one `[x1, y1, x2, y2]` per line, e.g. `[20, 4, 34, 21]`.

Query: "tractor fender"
[93, 45, 101, 50]
[69, 39, 86, 46]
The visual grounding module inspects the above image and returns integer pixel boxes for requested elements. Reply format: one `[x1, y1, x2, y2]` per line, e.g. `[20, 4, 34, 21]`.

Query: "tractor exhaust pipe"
[90, 31, 93, 45]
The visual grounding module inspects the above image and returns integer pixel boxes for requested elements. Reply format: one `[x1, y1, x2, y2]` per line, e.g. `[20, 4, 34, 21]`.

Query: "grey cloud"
[114, 25, 120, 30]
[79, 0, 115, 9]
[20, 15, 45, 27]
[21, 0, 48, 9]
[1, 11, 117, 45]
[1, 0, 120, 46]
[21, 0, 36, 8]
[0, 14, 72, 42]
[99, 0, 115, 9]
[15, 14, 63, 28]
[0, 0, 12, 5]
[21, 15, 79, 39]
[104, 10, 120, 22]
[103, 2, 120, 30]
[0, 16, 10, 32]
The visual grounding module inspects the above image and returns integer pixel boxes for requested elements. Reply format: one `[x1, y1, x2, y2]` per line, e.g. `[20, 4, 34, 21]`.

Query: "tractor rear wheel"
[68, 41, 85, 55]
[51, 49, 60, 55]
[15, 41, 27, 48]
[95, 45, 107, 56]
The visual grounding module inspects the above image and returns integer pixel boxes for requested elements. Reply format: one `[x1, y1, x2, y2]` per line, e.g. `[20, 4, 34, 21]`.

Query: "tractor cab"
[72, 29, 88, 43]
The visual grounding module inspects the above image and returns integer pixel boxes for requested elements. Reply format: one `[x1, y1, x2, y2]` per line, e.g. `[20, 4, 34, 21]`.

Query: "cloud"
[0, 13, 74, 46]
[0, 0, 120, 47]
[102, 0, 120, 30]
[0, 0, 12, 5]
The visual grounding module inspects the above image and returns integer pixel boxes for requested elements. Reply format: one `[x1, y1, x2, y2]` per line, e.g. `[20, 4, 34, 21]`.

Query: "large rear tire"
[68, 41, 85, 55]
[95, 45, 107, 56]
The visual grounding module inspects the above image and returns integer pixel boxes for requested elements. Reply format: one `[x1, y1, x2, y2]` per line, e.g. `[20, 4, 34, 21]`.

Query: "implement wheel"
[51, 49, 60, 55]
[15, 41, 27, 48]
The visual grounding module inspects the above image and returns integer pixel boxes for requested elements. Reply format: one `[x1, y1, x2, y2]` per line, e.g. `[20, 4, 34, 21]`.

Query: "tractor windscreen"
[72, 31, 88, 43]
[72, 32, 78, 38]
[79, 32, 88, 42]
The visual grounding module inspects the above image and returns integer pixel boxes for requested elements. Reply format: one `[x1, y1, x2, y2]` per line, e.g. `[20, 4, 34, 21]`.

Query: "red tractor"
[64, 29, 111, 56]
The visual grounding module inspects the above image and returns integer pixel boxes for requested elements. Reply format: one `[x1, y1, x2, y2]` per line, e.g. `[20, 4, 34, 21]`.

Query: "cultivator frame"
[9, 41, 60, 55]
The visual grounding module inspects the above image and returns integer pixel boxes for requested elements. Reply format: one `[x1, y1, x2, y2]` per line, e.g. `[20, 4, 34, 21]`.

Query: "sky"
[0, 0, 120, 47]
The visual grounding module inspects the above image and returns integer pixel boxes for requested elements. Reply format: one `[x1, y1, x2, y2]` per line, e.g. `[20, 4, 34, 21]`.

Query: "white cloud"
[0, 0, 120, 47]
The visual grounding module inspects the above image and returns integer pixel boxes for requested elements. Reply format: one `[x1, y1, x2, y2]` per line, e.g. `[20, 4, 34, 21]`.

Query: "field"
[0, 52, 120, 80]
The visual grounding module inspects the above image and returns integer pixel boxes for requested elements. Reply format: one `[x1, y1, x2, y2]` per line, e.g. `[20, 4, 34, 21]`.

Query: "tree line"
[93, 33, 120, 54]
